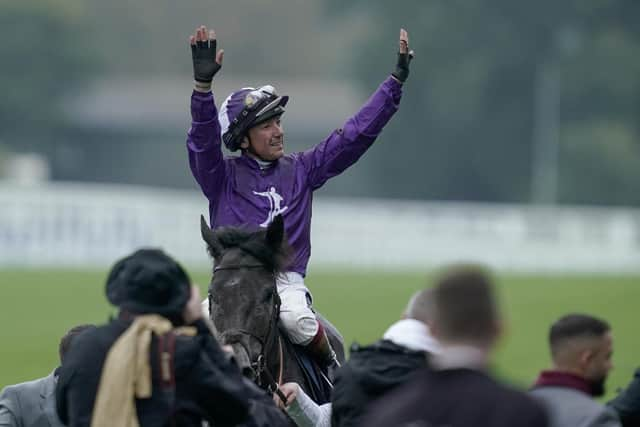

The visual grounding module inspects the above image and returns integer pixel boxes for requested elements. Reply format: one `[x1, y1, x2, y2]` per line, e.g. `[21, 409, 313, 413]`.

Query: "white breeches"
[277, 272, 319, 345]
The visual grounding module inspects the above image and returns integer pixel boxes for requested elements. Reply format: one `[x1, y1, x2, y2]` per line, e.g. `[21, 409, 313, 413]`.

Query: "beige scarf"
[91, 314, 196, 427]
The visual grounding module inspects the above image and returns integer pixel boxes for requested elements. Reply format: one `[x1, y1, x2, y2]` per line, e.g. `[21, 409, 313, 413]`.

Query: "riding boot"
[307, 323, 340, 380]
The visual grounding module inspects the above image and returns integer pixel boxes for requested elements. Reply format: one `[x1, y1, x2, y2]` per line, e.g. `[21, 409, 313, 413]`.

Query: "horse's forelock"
[214, 227, 289, 273]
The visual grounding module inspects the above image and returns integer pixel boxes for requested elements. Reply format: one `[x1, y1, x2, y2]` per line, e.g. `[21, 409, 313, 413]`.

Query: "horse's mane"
[213, 226, 290, 273]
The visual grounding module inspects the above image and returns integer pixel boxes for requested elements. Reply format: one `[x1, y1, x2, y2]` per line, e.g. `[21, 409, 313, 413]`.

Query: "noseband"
[211, 262, 286, 402]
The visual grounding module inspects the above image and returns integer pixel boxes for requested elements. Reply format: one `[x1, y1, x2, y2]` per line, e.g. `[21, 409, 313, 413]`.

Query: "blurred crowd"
[0, 247, 638, 427]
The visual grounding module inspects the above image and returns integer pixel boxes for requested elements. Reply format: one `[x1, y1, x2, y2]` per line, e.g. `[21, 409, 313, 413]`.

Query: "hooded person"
[271, 289, 441, 427]
[187, 25, 414, 375]
[55, 248, 289, 427]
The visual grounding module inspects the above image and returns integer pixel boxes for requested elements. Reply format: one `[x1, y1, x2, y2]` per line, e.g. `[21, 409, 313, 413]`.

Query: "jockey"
[186, 25, 413, 370]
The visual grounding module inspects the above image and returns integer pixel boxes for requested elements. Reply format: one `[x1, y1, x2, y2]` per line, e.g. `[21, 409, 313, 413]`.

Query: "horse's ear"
[266, 214, 285, 250]
[200, 215, 222, 259]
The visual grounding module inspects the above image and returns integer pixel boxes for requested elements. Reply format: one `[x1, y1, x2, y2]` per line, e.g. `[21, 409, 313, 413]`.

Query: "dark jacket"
[608, 368, 640, 427]
[331, 339, 428, 427]
[55, 317, 288, 427]
[361, 367, 549, 427]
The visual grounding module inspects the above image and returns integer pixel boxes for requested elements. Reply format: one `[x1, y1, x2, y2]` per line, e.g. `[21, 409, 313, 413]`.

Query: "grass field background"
[0, 268, 637, 400]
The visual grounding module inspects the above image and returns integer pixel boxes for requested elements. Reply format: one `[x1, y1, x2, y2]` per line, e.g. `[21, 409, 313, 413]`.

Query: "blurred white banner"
[1, 182, 639, 273]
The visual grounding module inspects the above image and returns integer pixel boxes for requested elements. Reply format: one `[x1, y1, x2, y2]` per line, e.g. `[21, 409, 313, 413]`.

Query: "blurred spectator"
[361, 265, 549, 427]
[331, 288, 440, 426]
[0, 324, 95, 427]
[608, 368, 640, 426]
[55, 248, 288, 427]
[273, 288, 440, 427]
[531, 314, 621, 427]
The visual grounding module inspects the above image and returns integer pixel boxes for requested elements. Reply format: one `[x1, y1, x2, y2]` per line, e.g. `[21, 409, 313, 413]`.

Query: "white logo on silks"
[253, 187, 288, 227]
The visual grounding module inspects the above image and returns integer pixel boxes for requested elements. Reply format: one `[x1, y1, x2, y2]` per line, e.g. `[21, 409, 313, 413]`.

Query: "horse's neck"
[268, 330, 306, 388]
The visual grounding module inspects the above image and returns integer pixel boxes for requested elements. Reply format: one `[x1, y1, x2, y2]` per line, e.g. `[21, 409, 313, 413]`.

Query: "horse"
[200, 214, 345, 404]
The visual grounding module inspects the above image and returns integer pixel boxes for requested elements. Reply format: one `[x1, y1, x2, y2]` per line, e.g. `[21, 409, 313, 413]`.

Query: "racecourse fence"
[1, 182, 639, 273]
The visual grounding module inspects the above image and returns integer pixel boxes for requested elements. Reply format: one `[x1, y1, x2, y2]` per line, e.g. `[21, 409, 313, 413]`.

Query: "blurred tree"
[560, 121, 640, 205]
[325, 0, 640, 206]
[82, 0, 352, 78]
[0, 1, 98, 151]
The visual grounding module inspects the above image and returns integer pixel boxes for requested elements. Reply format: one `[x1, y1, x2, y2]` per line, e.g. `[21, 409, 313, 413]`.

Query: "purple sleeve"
[297, 76, 402, 190]
[187, 90, 226, 200]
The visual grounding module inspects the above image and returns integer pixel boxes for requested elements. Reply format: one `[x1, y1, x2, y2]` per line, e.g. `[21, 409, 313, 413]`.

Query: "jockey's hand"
[273, 382, 299, 409]
[190, 25, 224, 92]
[391, 28, 414, 84]
[182, 285, 203, 324]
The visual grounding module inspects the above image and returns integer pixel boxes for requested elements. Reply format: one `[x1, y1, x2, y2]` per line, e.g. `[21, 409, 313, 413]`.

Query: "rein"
[212, 262, 287, 403]
[213, 264, 265, 272]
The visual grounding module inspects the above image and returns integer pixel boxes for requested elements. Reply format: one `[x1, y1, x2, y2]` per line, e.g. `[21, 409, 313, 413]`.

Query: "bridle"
[211, 263, 287, 402]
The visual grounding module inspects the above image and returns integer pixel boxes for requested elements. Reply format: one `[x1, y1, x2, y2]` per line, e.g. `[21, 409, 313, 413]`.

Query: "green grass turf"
[0, 268, 637, 401]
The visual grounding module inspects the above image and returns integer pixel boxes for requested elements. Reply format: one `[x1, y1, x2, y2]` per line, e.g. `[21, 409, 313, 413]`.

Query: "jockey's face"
[241, 117, 285, 162]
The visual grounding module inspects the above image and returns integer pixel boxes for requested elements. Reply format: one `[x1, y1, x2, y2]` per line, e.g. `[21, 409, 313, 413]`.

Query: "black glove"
[392, 50, 414, 83]
[191, 39, 221, 83]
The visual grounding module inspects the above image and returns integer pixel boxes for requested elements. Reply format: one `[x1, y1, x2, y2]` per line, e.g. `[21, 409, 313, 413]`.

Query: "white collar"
[382, 319, 440, 354]
[430, 344, 489, 371]
[254, 158, 275, 169]
[242, 151, 276, 169]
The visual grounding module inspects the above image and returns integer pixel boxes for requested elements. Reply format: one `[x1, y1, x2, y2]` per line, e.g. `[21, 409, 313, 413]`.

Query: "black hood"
[348, 340, 428, 394]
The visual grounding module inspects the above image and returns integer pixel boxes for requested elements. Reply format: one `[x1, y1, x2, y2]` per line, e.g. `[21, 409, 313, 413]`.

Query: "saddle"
[279, 312, 345, 404]
[280, 330, 333, 404]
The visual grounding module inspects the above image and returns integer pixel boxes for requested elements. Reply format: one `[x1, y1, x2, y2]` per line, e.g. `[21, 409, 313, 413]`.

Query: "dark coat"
[608, 368, 640, 427]
[55, 317, 288, 427]
[361, 367, 549, 427]
[331, 339, 428, 427]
